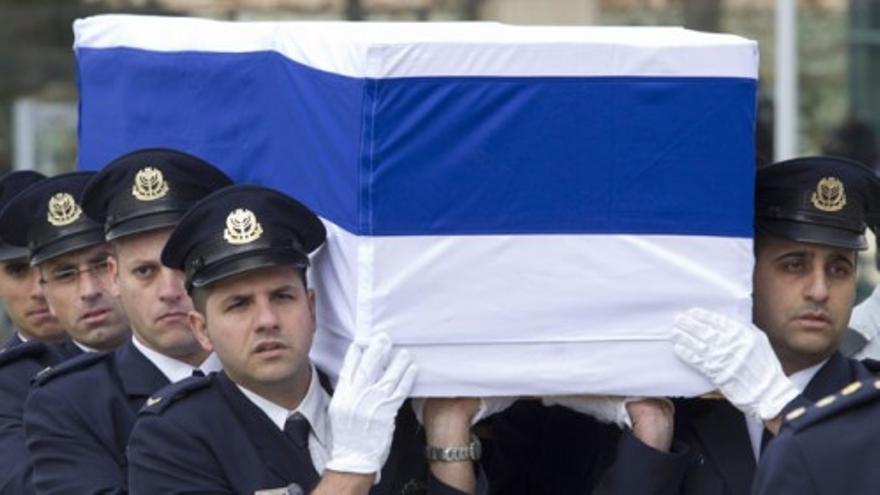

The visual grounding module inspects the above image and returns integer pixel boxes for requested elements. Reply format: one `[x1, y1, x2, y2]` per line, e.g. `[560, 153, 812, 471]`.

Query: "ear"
[188, 309, 213, 353]
[105, 255, 122, 299]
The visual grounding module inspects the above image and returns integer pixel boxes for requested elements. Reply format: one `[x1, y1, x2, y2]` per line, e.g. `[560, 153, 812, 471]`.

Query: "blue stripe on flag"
[77, 47, 755, 238]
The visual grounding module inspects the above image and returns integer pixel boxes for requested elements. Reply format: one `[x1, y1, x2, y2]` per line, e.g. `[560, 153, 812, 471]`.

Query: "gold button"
[816, 395, 836, 408]
[842, 381, 863, 396]
[786, 407, 806, 421]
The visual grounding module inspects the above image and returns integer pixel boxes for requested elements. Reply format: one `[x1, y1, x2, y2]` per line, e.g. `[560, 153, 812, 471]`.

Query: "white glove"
[411, 396, 517, 426]
[326, 333, 418, 474]
[672, 307, 798, 420]
[541, 395, 635, 429]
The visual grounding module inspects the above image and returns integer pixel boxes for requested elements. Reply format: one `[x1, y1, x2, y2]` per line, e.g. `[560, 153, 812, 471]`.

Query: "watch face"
[470, 434, 482, 460]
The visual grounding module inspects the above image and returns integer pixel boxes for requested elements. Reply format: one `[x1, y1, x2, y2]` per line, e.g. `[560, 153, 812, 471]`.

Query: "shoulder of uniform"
[861, 358, 880, 373]
[32, 351, 111, 386]
[783, 378, 880, 433]
[0, 341, 49, 367]
[140, 374, 214, 416]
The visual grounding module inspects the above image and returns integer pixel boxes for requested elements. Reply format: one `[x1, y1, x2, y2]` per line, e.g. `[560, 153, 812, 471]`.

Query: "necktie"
[284, 412, 320, 488]
[191, 369, 205, 377]
[760, 427, 774, 455]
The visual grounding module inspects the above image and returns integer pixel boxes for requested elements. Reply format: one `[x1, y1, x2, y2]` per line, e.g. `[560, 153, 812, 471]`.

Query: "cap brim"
[106, 211, 184, 241]
[0, 241, 29, 263]
[30, 228, 107, 266]
[189, 250, 310, 290]
[757, 219, 866, 250]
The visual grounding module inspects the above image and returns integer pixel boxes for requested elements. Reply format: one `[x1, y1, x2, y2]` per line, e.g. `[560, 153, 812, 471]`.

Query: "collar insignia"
[132, 167, 170, 202]
[146, 396, 162, 407]
[223, 208, 263, 245]
[47, 193, 82, 227]
[811, 176, 847, 212]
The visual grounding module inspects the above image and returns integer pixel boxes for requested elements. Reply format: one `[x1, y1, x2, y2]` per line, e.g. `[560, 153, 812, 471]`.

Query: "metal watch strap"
[425, 433, 482, 462]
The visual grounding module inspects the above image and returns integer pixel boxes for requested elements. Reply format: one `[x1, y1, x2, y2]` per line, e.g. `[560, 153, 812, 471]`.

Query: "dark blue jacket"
[0, 339, 80, 495]
[752, 368, 880, 494]
[481, 400, 691, 495]
[664, 352, 875, 495]
[23, 339, 167, 495]
[128, 371, 468, 495]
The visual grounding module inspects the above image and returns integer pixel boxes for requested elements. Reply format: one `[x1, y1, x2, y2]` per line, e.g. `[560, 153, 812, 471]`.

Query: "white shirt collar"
[15, 331, 28, 343]
[747, 358, 829, 460]
[236, 364, 331, 450]
[788, 358, 828, 392]
[73, 339, 98, 353]
[131, 336, 222, 383]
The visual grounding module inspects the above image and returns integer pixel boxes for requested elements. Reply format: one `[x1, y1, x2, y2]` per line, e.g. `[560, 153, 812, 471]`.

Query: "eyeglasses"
[40, 260, 111, 287]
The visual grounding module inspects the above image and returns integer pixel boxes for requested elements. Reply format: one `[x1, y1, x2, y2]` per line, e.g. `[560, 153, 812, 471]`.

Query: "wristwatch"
[425, 434, 482, 462]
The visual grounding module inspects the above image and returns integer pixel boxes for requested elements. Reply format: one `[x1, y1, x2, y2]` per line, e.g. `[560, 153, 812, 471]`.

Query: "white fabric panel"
[74, 15, 757, 79]
[310, 220, 752, 397]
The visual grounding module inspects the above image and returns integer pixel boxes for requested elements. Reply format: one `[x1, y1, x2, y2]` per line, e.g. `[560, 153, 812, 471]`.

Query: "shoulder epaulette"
[32, 351, 111, 386]
[0, 341, 49, 367]
[783, 378, 880, 433]
[140, 373, 214, 415]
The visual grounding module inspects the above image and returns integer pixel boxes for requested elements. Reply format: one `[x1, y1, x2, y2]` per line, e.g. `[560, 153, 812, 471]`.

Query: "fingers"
[354, 333, 393, 386]
[378, 349, 418, 407]
[338, 338, 365, 385]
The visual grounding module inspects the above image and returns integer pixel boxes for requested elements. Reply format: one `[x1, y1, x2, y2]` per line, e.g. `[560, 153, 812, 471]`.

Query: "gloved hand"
[412, 396, 517, 426]
[672, 307, 798, 420]
[326, 333, 418, 475]
[541, 395, 635, 429]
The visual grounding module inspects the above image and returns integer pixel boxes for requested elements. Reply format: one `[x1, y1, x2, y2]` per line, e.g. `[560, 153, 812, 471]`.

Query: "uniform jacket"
[0, 340, 80, 495]
[23, 339, 167, 495]
[128, 371, 470, 495]
[752, 373, 880, 494]
[665, 352, 875, 495]
[480, 400, 691, 495]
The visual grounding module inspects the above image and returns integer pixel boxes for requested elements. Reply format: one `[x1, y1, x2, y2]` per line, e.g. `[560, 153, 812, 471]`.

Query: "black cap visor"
[0, 241, 29, 263]
[30, 227, 107, 266]
[757, 218, 866, 250]
[106, 210, 185, 242]
[188, 249, 309, 291]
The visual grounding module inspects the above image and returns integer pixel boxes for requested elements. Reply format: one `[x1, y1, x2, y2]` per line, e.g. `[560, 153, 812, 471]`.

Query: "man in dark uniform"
[0, 171, 131, 495]
[663, 155, 880, 494]
[0, 171, 70, 495]
[753, 375, 880, 494]
[0, 172, 64, 350]
[128, 184, 481, 494]
[18, 149, 231, 494]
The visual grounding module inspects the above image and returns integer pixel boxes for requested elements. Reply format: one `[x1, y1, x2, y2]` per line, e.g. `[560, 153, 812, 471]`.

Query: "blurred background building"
[0, 0, 877, 338]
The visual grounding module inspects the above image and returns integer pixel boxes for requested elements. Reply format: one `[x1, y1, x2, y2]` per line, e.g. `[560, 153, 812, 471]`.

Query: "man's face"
[108, 228, 204, 363]
[190, 266, 315, 392]
[752, 235, 857, 374]
[0, 259, 63, 341]
[40, 243, 129, 351]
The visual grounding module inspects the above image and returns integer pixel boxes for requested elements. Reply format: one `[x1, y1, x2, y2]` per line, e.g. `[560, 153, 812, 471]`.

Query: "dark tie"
[284, 413, 320, 488]
[760, 427, 774, 455]
[191, 369, 205, 377]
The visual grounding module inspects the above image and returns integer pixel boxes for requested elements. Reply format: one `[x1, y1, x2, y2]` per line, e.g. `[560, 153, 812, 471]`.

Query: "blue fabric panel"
[366, 76, 756, 237]
[77, 47, 365, 233]
[77, 47, 755, 238]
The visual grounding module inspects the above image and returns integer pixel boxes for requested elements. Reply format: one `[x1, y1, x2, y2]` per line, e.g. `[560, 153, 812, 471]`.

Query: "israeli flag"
[75, 15, 757, 397]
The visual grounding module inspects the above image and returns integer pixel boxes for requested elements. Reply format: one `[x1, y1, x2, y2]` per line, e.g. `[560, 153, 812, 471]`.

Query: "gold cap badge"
[132, 167, 170, 202]
[47, 192, 82, 227]
[810, 176, 847, 212]
[223, 208, 263, 245]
